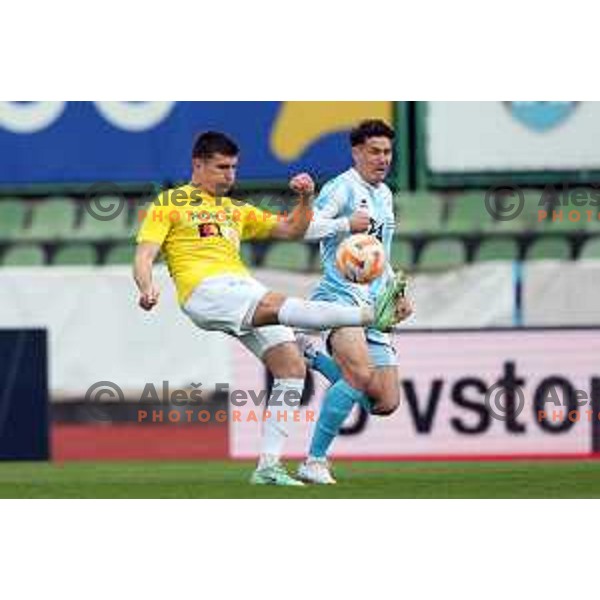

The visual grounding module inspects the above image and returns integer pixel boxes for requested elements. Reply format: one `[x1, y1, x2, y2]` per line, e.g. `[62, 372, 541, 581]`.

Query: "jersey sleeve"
[240, 203, 278, 241]
[136, 193, 172, 245]
[304, 181, 351, 240]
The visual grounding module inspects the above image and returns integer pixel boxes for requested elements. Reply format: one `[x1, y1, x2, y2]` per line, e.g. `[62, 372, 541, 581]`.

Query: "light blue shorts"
[364, 337, 397, 369]
[312, 287, 398, 370]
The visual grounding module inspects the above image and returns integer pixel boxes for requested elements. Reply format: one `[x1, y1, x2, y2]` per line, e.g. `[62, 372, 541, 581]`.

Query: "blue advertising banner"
[0, 101, 392, 184]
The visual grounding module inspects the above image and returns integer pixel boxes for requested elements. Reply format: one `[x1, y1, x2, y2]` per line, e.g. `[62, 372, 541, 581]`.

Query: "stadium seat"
[536, 206, 593, 232]
[0, 199, 27, 240]
[586, 209, 600, 230]
[2, 244, 45, 266]
[418, 239, 466, 270]
[53, 244, 98, 265]
[390, 239, 413, 269]
[263, 242, 312, 271]
[74, 198, 132, 240]
[25, 197, 78, 240]
[579, 237, 600, 259]
[493, 191, 544, 232]
[476, 238, 521, 261]
[526, 236, 572, 260]
[503, 189, 599, 232]
[534, 188, 600, 231]
[104, 243, 135, 265]
[447, 193, 497, 233]
[396, 193, 445, 234]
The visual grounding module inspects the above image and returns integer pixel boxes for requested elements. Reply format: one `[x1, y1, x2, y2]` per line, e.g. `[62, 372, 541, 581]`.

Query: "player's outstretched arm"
[134, 242, 161, 311]
[271, 173, 315, 240]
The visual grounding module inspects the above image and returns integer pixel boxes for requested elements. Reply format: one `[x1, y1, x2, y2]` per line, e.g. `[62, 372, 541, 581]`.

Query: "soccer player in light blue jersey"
[297, 120, 413, 484]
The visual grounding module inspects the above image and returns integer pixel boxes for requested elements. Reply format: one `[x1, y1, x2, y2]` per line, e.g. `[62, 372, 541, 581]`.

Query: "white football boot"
[297, 457, 337, 485]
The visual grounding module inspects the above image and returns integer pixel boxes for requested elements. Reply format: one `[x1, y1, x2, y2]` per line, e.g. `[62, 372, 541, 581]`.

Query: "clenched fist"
[349, 210, 371, 233]
[289, 173, 315, 197]
[138, 284, 160, 311]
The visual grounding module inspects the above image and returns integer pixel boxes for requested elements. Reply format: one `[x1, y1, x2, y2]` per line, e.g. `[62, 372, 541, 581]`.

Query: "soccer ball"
[335, 234, 386, 284]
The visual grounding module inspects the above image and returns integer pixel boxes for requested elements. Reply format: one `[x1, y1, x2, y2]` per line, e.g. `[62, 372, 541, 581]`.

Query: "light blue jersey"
[307, 168, 395, 308]
[305, 168, 396, 351]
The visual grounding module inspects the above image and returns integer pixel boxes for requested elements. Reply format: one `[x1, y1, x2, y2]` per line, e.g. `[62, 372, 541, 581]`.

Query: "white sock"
[258, 378, 304, 468]
[278, 298, 373, 330]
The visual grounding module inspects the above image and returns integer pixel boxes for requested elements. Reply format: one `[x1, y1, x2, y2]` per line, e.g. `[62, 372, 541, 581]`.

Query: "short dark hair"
[350, 119, 395, 147]
[192, 131, 239, 160]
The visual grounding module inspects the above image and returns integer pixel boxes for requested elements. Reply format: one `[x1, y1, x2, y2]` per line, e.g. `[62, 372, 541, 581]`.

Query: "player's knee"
[370, 395, 401, 417]
[274, 355, 306, 380]
[287, 358, 307, 380]
[263, 341, 307, 380]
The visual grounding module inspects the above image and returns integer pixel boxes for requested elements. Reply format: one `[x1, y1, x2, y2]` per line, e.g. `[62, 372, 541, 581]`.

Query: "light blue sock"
[310, 352, 373, 432]
[355, 393, 373, 413]
[309, 380, 365, 458]
[312, 351, 342, 384]
[311, 350, 373, 416]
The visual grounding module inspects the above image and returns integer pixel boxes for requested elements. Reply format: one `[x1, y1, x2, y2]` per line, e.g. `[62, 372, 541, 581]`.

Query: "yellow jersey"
[136, 184, 278, 305]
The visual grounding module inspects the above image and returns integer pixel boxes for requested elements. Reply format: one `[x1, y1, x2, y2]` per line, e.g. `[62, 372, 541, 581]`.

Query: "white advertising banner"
[230, 329, 600, 459]
[524, 260, 600, 326]
[426, 102, 600, 173]
[0, 266, 234, 396]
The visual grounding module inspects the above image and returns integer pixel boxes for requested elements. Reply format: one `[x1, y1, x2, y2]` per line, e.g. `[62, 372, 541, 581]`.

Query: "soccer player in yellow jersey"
[134, 131, 405, 485]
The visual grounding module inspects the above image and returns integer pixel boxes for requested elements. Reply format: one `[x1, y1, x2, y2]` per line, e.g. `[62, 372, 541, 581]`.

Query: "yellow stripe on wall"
[271, 101, 392, 162]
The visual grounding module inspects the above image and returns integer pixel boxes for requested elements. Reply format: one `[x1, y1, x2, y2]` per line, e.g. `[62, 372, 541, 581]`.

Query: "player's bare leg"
[329, 328, 375, 393]
[297, 328, 401, 484]
[329, 328, 402, 417]
[321, 327, 404, 414]
[298, 328, 371, 484]
[367, 366, 402, 416]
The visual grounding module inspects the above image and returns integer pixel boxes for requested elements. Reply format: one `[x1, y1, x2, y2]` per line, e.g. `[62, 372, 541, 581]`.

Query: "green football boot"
[372, 270, 408, 332]
[250, 462, 305, 486]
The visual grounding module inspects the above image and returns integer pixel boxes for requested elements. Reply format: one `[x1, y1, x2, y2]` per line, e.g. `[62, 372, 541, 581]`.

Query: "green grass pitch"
[1, 460, 600, 498]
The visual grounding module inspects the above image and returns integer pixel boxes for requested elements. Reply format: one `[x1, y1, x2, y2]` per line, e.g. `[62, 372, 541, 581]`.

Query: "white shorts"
[182, 275, 296, 359]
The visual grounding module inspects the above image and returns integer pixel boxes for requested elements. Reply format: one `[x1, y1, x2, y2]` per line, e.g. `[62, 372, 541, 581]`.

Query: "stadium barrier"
[0, 329, 49, 460]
